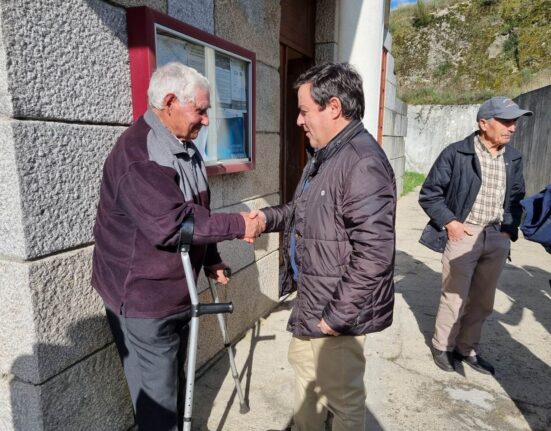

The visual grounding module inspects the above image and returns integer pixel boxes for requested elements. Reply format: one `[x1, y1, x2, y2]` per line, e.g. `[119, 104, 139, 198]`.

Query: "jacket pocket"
[419, 222, 447, 253]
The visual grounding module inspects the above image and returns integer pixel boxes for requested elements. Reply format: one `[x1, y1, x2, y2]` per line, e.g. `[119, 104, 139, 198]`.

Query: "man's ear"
[479, 118, 488, 132]
[327, 96, 342, 119]
[163, 93, 178, 110]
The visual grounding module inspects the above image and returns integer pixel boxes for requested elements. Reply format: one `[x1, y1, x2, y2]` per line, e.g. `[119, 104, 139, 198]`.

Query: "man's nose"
[201, 112, 209, 126]
[296, 114, 304, 127]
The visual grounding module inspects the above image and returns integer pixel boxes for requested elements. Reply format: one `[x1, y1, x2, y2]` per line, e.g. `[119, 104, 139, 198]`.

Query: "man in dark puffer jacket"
[252, 63, 396, 431]
[419, 96, 531, 375]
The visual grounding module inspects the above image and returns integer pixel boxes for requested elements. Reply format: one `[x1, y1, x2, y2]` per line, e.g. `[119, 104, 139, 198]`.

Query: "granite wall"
[0, 1, 281, 429]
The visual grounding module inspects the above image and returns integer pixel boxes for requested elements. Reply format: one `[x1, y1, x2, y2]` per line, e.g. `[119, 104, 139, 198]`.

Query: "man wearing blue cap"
[418, 96, 533, 375]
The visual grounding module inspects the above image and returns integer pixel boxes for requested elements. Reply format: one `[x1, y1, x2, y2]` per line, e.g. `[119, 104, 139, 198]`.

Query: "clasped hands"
[239, 210, 266, 244]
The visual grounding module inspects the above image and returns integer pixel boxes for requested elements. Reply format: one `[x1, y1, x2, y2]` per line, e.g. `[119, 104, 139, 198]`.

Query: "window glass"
[156, 31, 206, 75]
[155, 27, 251, 166]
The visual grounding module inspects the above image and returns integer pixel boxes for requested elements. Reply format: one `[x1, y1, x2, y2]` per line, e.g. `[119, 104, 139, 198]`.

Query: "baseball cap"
[477, 96, 533, 121]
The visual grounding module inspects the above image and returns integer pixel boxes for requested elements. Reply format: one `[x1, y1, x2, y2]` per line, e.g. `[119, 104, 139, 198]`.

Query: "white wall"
[338, 0, 385, 136]
[405, 104, 479, 174]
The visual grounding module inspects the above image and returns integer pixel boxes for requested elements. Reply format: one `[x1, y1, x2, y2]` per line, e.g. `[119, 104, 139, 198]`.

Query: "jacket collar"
[306, 119, 364, 178]
[457, 132, 477, 154]
[144, 108, 197, 158]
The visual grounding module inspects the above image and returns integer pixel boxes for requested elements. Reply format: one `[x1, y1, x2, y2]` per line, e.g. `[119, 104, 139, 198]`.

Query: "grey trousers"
[432, 223, 510, 356]
[106, 306, 191, 431]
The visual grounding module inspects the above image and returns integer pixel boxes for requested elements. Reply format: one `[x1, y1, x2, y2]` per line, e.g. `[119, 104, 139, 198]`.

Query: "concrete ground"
[191, 188, 551, 431]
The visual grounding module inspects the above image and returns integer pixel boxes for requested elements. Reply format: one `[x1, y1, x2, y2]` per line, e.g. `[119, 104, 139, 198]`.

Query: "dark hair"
[294, 62, 365, 121]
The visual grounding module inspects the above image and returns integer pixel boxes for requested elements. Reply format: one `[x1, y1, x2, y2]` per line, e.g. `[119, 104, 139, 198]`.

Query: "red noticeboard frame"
[126, 7, 257, 175]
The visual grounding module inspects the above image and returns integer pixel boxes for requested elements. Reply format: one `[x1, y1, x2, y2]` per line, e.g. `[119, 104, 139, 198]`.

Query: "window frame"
[127, 6, 256, 175]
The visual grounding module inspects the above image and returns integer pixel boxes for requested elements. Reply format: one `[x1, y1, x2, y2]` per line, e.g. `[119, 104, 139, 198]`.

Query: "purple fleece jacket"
[92, 113, 245, 318]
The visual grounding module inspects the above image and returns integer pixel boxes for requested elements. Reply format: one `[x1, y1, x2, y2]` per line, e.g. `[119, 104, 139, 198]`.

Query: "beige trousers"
[432, 223, 510, 356]
[288, 334, 367, 431]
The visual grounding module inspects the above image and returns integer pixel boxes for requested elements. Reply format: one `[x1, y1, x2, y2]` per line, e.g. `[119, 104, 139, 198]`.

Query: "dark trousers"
[105, 306, 191, 431]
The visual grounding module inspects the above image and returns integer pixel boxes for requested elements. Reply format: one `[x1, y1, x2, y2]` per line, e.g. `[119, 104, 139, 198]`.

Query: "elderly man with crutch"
[92, 62, 263, 431]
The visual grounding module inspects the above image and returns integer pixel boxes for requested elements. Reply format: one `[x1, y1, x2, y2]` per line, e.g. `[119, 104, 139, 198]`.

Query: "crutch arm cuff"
[178, 214, 194, 252]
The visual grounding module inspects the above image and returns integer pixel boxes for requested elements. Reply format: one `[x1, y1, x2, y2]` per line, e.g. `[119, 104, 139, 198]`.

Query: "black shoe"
[454, 351, 495, 375]
[432, 348, 455, 372]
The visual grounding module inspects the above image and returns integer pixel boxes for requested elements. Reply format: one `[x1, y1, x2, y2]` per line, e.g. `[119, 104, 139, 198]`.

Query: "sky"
[391, 0, 417, 10]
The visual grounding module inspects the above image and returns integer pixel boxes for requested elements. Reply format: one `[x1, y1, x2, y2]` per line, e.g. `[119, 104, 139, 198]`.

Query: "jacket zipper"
[291, 158, 316, 299]
[294, 163, 319, 332]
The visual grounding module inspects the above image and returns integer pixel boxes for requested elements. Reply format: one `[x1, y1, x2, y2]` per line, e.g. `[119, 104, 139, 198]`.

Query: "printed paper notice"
[230, 59, 246, 102]
[215, 54, 232, 105]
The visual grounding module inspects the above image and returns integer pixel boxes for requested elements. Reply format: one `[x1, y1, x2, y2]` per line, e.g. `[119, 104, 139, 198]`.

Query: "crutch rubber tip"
[239, 403, 250, 414]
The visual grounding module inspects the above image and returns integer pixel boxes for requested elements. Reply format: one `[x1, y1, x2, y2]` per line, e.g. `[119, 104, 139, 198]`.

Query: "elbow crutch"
[178, 214, 234, 431]
[207, 273, 250, 414]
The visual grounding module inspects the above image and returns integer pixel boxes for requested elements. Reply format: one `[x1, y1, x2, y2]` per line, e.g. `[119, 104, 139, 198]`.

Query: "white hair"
[147, 62, 210, 109]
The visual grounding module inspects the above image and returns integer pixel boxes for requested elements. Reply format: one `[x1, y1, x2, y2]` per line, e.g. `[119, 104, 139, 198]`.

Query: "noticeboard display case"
[127, 7, 256, 175]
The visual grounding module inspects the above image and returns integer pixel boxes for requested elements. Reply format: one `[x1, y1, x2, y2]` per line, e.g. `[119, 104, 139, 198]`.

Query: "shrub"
[413, 0, 433, 27]
[434, 61, 453, 78]
[479, 0, 499, 6]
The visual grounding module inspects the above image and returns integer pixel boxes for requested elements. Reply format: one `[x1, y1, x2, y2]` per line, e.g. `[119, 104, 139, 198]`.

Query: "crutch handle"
[195, 302, 233, 316]
[178, 214, 194, 253]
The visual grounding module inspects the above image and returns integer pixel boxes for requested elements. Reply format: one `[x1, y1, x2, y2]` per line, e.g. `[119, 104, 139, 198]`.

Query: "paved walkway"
[192, 188, 551, 431]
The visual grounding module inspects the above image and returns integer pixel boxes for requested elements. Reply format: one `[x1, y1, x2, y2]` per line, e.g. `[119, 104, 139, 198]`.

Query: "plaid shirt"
[465, 136, 506, 225]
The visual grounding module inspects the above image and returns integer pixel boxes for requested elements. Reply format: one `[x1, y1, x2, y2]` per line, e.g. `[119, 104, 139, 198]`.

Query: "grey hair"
[147, 62, 210, 109]
[294, 62, 365, 121]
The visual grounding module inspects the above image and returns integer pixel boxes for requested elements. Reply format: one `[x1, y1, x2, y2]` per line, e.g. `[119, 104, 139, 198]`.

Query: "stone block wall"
[382, 32, 407, 196]
[0, 0, 282, 429]
[315, 0, 339, 64]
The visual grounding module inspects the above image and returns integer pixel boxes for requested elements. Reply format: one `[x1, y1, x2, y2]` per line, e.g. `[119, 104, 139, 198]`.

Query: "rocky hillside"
[390, 0, 550, 104]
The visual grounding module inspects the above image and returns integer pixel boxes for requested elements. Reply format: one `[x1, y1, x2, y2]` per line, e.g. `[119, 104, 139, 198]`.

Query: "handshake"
[239, 210, 266, 244]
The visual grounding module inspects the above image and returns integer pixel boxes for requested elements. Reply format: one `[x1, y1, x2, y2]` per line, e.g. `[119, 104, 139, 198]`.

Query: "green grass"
[399, 87, 497, 105]
[402, 171, 426, 196]
[413, 0, 434, 28]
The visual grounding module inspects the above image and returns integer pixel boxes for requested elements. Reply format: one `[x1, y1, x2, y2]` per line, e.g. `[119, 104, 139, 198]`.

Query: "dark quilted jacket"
[262, 121, 396, 337]
[418, 132, 525, 252]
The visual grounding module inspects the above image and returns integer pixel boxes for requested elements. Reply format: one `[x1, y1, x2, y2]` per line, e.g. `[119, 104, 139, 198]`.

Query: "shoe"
[432, 348, 455, 372]
[454, 351, 495, 375]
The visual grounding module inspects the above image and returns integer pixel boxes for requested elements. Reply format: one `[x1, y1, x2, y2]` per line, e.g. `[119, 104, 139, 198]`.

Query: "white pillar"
[338, 0, 385, 136]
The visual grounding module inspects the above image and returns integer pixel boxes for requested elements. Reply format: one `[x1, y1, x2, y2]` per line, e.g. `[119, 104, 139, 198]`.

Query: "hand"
[445, 220, 472, 241]
[318, 318, 340, 336]
[204, 262, 230, 285]
[248, 209, 267, 226]
[240, 211, 266, 243]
